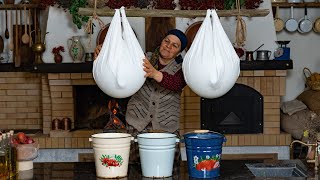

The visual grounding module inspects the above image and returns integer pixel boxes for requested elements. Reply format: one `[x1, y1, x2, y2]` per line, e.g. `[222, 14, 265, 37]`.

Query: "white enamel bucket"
[137, 133, 179, 178]
[89, 133, 133, 178]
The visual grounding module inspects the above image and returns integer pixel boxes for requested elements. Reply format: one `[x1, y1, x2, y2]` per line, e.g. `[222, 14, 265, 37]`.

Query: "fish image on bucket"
[136, 133, 180, 178]
[183, 130, 226, 179]
[89, 133, 133, 178]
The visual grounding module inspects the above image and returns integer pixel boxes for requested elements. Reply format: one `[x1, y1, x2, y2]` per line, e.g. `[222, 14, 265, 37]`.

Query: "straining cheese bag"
[183, 10, 240, 99]
[93, 7, 145, 98]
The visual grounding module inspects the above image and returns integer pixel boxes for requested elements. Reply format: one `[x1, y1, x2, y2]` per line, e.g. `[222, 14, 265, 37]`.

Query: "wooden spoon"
[9, 9, 14, 51]
[22, 6, 30, 44]
[28, 8, 32, 47]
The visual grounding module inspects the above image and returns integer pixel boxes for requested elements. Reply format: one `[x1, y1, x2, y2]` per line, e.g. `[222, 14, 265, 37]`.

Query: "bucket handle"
[89, 137, 135, 142]
[133, 138, 180, 143]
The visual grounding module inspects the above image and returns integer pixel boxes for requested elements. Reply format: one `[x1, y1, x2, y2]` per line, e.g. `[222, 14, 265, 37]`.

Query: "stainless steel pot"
[256, 50, 271, 60]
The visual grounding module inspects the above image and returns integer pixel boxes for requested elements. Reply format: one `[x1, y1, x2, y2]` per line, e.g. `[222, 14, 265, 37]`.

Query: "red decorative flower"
[52, 46, 65, 54]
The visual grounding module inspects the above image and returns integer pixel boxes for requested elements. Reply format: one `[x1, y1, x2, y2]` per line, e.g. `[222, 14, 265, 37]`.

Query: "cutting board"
[13, 25, 35, 65]
[145, 17, 175, 52]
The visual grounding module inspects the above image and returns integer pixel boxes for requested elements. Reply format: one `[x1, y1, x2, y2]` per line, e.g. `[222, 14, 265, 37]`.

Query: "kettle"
[256, 50, 271, 60]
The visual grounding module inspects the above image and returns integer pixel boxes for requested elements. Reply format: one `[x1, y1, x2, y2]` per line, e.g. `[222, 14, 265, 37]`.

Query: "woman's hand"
[143, 58, 163, 82]
[93, 44, 102, 60]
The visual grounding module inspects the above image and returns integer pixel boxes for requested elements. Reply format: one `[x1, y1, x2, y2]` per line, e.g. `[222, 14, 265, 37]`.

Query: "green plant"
[224, 0, 245, 10]
[69, 0, 90, 29]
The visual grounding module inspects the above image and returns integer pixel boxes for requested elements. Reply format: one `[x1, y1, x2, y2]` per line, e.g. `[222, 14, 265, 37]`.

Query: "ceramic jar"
[61, 117, 71, 130]
[67, 36, 84, 63]
[51, 118, 61, 130]
[54, 53, 63, 63]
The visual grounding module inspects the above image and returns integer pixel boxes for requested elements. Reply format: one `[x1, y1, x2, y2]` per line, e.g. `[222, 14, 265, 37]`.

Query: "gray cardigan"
[125, 57, 182, 133]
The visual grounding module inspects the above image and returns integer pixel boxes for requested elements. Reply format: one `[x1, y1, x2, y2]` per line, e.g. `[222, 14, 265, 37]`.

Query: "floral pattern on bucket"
[194, 154, 221, 171]
[100, 154, 123, 168]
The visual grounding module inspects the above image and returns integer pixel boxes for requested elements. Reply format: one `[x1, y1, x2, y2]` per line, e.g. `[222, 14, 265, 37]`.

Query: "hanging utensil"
[285, 6, 298, 32]
[34, 8, 37, 44]
[28, 8, 32, 47]
[298, 6, 312, 34]
[313, 17, 320, 33]
[274, 6, 284, 32]
[22, 6, 30, 44]
[5, 8, 9, 39]
[15, 9, 20, 67]
[0, 16, 4, 53]
[9, 8, 14, 51]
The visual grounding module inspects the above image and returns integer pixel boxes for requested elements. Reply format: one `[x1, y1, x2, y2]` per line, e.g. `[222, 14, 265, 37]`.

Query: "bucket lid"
[91, 133, 132, 139]
[183, 130, 225, 140]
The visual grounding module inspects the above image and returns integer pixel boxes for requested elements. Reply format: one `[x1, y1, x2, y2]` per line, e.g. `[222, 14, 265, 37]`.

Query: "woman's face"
[159, 35, 181, 61]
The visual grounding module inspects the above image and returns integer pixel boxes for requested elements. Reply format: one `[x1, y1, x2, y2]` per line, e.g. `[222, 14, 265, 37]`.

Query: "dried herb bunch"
[244, 0, 264, 9]
[153, 0, 175, 10]
[180, 0, 224, 10]
[38, 0, 71, 10]
[106, 0, 137, 9]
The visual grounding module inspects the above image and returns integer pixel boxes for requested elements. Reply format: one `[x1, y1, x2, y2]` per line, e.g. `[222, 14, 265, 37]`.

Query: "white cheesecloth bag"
[183, 9, 240, 99]
[93, 7, 145, 98]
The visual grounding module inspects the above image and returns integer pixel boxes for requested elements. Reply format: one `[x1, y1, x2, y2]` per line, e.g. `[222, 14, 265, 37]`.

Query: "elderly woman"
[94, 29, 188, 175]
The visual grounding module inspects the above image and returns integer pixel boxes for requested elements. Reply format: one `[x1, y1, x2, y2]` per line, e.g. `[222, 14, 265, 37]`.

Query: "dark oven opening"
[201, 83, 263, 134]
[74, 85, 130, 132]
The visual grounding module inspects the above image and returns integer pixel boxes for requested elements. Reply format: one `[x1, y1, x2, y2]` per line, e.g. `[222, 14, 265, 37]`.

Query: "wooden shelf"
[272, 2, 320, 8]
[0, 4, 38, 9]
[78, 8, 270, 18]
[0, 60, 293, 73]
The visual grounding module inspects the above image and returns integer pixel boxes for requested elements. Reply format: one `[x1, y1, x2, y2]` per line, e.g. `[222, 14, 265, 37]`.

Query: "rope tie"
[84, 0, 105, 48]
[235, 0, 246, 47]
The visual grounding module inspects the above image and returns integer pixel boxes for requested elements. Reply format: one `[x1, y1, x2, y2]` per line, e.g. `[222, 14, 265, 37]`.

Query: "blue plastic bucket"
[183, 130, 226, 179]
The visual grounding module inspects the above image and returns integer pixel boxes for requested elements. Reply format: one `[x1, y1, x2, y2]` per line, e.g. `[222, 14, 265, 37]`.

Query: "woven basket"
[303, 67, 320, 91]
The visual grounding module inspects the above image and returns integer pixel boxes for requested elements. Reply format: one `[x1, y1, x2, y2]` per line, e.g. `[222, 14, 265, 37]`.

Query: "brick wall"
[0, 72, 42, 130]
[180, 70, 292, 146]
[0, 70, 292, 148]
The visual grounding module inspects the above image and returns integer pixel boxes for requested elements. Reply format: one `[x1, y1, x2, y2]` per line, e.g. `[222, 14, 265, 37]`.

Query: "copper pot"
[61, 117, 71, 130]
[51, 118, 61, 130]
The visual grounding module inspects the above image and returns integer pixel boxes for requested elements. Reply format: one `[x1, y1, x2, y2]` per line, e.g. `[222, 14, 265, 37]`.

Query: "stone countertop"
[15, 160, 256, 180]
[16, 160, 319, 180]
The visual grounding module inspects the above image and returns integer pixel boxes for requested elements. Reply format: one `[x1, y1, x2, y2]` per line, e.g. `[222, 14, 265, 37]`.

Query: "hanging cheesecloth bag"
[182, 10, 240, 99]
[93, 7, 145, 98]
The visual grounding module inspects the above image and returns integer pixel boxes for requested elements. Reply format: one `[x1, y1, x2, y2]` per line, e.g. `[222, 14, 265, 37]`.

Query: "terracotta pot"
[54, 53, 63, 63]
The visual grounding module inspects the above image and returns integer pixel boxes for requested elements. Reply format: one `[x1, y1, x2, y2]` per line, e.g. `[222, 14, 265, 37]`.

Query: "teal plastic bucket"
[183, 130, 226, 179]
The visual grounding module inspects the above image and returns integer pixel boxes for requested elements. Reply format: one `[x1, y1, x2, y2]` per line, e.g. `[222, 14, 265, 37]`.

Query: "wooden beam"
[78, 8, 270, 18]
[272, 2, 320, 8]
[0, 4, 38, 9]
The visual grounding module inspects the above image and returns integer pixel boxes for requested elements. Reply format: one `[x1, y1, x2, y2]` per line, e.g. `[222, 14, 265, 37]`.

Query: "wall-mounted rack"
[78, 8, 270, 18]
[272, 2, 320, 8]
[0, 4, 38, 9]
